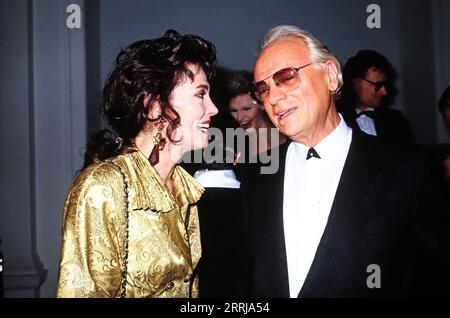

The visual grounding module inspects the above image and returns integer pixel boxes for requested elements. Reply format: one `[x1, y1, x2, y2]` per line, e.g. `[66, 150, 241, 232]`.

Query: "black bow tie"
[356, 110, 375, 119]
[306, 148, 321, 160]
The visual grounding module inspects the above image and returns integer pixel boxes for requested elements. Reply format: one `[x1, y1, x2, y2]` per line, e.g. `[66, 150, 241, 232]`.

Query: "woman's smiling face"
[229, 93, 266, 130]
[170, 63, 218, 152]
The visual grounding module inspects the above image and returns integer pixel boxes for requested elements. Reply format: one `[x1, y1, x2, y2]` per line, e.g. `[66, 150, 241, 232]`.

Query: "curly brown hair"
[84, 30, 216, 167]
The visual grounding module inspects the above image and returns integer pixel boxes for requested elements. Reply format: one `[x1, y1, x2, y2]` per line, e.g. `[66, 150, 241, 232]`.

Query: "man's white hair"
[259, 25, 343, 97]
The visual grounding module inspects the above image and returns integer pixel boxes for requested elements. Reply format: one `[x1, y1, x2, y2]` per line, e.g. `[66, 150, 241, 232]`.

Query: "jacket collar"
[110, 148, 204, 213]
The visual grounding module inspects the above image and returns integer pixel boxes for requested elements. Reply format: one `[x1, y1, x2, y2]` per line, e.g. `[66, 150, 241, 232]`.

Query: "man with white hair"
[240, 25, 449, 297]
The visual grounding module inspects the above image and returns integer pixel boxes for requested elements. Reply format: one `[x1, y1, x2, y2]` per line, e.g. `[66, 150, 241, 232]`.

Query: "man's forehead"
[261, 37, 308, 59]
[255, 38, 310, 79]
[366, 67, 386, 76]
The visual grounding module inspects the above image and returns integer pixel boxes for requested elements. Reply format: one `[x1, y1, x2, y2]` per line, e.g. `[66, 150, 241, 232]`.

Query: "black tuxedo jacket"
[339, 107, 415, 145]
[196, 187, 250, 297]
[239, 131, 449, 297]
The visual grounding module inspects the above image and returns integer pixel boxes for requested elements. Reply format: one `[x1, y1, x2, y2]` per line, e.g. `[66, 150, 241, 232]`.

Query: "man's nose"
[378, 85, 387, 96]
[268, 85, 287, 106]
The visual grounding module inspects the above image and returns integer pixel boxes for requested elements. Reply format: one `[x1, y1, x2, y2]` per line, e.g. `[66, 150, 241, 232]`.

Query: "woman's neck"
[134, 130, 180, 184]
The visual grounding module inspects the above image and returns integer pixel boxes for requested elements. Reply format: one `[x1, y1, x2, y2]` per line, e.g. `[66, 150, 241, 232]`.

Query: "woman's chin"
[190, 139, 209, 151]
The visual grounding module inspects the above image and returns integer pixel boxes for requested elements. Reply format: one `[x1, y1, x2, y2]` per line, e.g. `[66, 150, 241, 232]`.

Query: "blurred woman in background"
[227, 70, 287, 157]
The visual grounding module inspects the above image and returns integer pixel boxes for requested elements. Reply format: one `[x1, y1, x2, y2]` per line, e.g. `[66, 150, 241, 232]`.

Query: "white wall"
[0, 0, 87, 297]
[0, 0, 41, 298]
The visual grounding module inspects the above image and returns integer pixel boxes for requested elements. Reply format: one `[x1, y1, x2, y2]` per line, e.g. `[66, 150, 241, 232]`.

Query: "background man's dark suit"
[339, 106, 415, 145]
[239, 131, 449, 297]
[196, 187, 250, 297]
[181, 161, 251, 297]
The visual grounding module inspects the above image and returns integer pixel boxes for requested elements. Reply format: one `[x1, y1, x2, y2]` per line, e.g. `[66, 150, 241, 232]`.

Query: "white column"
[0, 0, 87, 297]
[32, 0, 87, 297]
[0, 0, 44, 298]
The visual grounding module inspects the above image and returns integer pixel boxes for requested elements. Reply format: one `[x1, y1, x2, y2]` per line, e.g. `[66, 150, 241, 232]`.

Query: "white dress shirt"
[283, 114, 352, 298]
[355, 107, 377, 136]
[194, 169, 241, 189]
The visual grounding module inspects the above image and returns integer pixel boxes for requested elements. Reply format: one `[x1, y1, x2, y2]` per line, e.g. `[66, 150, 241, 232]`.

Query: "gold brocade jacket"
[56, 148, 204, 298]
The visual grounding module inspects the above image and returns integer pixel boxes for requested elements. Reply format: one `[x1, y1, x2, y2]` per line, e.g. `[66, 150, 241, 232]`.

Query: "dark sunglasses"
[360, 78, 388, 92]
[253, 63, 315, 101]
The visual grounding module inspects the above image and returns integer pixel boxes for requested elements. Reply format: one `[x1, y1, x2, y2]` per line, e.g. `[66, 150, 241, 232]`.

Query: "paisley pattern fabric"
[56, 148, 204, 298]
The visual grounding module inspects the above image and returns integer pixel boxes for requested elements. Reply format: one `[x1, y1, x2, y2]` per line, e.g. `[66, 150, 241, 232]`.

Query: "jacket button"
[183, 274, 192, 283]
[164, 281, 174, 291]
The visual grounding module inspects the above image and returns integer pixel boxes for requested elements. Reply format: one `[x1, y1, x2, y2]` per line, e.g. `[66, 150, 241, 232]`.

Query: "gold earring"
[149, 116, 167, 166]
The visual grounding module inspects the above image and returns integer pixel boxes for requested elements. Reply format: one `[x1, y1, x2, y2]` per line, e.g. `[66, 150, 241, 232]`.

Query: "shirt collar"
[292, 113, 351, 161]
[110, 148, 204, 213]
[355, 107, 375, 114]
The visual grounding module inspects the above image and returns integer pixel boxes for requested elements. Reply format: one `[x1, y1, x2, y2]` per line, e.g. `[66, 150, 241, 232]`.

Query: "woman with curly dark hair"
[56, 30, 218, 298]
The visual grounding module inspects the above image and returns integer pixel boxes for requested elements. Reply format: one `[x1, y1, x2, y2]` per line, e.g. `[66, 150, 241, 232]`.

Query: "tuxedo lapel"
[372, 110, 384, 136]
[251, 142, 291, 297]
[339, 108, 359, 132]
[298, 132, 383, 297]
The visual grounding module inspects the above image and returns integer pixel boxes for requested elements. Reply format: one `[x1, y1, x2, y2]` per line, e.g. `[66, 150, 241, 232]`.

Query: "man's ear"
[144, 93, 162, 120]
[324, 60, 339, 92]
